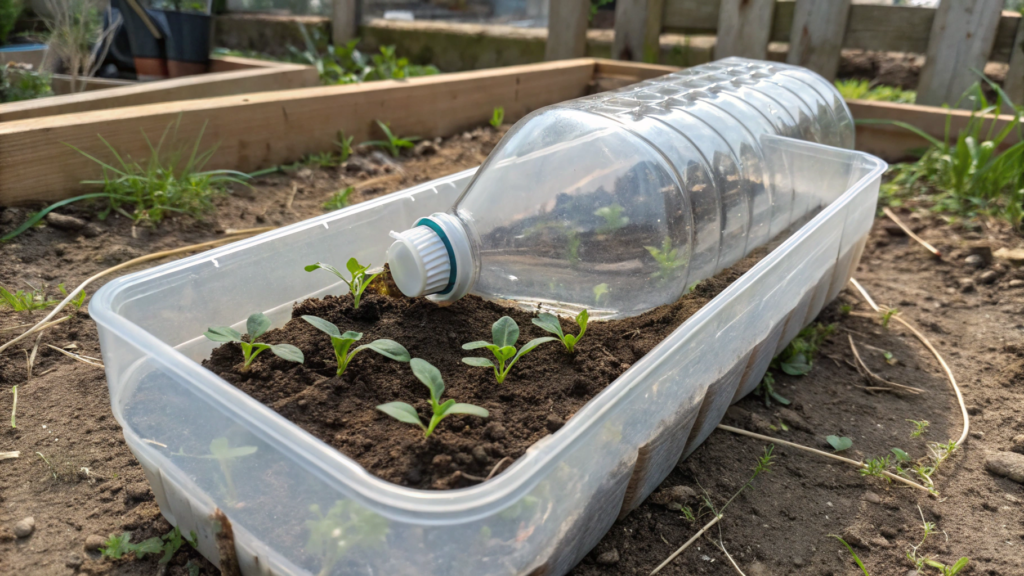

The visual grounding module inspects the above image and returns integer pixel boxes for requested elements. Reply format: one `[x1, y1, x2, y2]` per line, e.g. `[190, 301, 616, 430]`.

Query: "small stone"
[970, 431, 985, 440]
[45, 212, 86, 231]
[413, 140, 438, 156]
[747, 562, 770, 576]
[84, 534, 106, 551]
[882, 223, 906, 236]
[461, 131, 474, 140]
[431, 454, 451, 470]
[296, 167, 314, 180]
[841, 529, 868, 548]
[485, 422, 506, 441]
[792, 556, 805, 567]
[967, 243, 994, 264]
[749, 413, 773, 433]
[81, 223, 103, 238]
[964, 254, 984, 268]
[545, 413, 564, 432]
[1009, 279, 1024, 288]
[125, 482, 152, 501]
[13, 517, 35, 538]
[0, 208, 21, 225]
[880, 526, 898, 538]
[650, 485, 698, 509]
[994, 247, 1024, 264]
[862, 491, 882, 504]
[986, 452, 1024, 483]
[869, 537, 893, 549]
[958, 278, 975, 292]
[103, 245, 141, 265]
[0, 527, 15, 542]
[596, 548, 619, 566]
[905, 571, 921, 576]
[454, 452, 473, 465]
[65, 552, 83, 569]
[777, 408, 812, 433]
[979, 270, 999, 284]
[1011, 434, 1024, 454]
[472, 445, 489, 464]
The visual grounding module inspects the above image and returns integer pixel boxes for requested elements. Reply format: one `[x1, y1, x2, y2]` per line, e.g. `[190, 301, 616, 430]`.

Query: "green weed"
[0, 285, 59, 312]
[906, 505, 970, 575]
[834, 78, 916, 104]
[58, 284, 87, 310]
[594, 203, 629, 234]
[880, 307, 899, 328]
[831, 535, 871, 576]
[100, 526, 197, 563]
[908, 419, 930, 438]
[644, 236, 687, 282]
[336, 130, 355, 162]
[490, 106, 505, 129]
[362, 120, 419, 158]
[756, 323, 835, 406]
[306, 500, 388, 575]
[1, 63, 53, 102]
[290, 25, 438, 86]
[323, 187, 354, 211]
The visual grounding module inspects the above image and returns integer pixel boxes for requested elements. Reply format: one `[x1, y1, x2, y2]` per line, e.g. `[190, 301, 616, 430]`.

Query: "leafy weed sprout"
[834, 78, 916, 104]
[532, 310, 588, 353]
[859, 455, 891, 482]
[377, 358, 488, 438]
[756, 323, 836, 406]
[831, 535, 871, 576]
[880, 307, 899, 328]
[1, 63, 53, 103]
[100, 526, 198, 564]
[305, 258, 381, 309]
[58, 283, 87, 310]
[593, 283, 610, 305]
[290, 25, 439, 86]
[908, 419, 930, 438]
[323, 186, 354, 211]
[0, 284, 59, 312]
[336, 130, 355, 162]
[68, 119, 250, 225]
[826, 435, 853, 452]
[204, 312, 304, 372]
[362, 120, 419, 158]
[462, 316, 557, 383]
[490, 106, 505, 129]
[594, 203, 629, 233]
[906, 505, 970, 575]
[644, 236, 688, 282]
[302, 315, 409, 377]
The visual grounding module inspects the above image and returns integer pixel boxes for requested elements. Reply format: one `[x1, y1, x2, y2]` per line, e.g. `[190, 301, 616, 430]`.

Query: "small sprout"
[891, 447, 911, 462]
[883, 350, 896, 365]
[880, 307, 899, 328]
[830, 535, 870, 576]
[58, 283, 87, 310]
[377, 358, 488, 438]
[755, 372, 790, 408]
[99, 527, 197, 563]
[490, 106, 505, 129]
[361, 120, 419, 158]
[908, 419, 930, 438]
[335, 130, 354, 162]
[0, 284, 58, 312]
[305, 258, 382, 309]
[644, 236, 688, 282]
[566, 230, 581, 266]
[594, 203, 628, 233]
[205, 312, 304, 372]
[593, 283, 610, 305]
[462, 316, 557, 383]
[859, 455, 891, 482]
[839, 303, 853, 315]
[532, 310, 588, 353]
[826, 435, 852, 452]
[303, 151, 339, 168]
[302, 315, 410, 377]
[323, 186, 354, 211]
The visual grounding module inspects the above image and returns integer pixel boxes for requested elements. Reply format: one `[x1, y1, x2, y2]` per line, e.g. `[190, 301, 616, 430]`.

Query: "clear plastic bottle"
[387, 58, 854, 318]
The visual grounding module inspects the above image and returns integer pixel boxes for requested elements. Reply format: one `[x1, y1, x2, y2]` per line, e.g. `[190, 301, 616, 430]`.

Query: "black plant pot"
[114, 0, 168, 80]
[159, 10, 211, 78]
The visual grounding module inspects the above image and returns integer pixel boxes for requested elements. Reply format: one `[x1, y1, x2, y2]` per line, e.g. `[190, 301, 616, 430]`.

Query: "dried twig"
[285, 183, 299, 213]
[883, 207, 941, 258]
[848, 335, 925, 395]
[27, 331, 43, 381]
[486, 456, 512, 481]
[46, 344, 104, 368]
[0, 451, 19, 460]
[849, 278, 969, 448]
[707, 535, 746, 576]
[650, 514, 723, 575]
[716, 424, 934, 495]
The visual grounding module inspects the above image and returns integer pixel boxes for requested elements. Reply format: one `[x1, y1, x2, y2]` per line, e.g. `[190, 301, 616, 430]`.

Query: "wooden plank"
[613, 0, 665, 63]
[714, 0, 776, 60]
[0, 65, 319, 123]
[546, 0, 590, 60]
[593, 59, 679, 80]
[917, 0, 1003, 108]
[662, 0, 1021, 63]
[332, 0, 359, 44]
[0, 59, 598, 205]
[208, 56, 290, 72]
[786, 0, 850, 80]
[1007, 13, 1024, 106]
[847, 99, 1023, 161]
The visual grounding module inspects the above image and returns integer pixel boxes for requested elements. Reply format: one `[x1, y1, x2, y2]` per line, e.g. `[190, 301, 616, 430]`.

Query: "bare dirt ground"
[2, 128, 1023, 575]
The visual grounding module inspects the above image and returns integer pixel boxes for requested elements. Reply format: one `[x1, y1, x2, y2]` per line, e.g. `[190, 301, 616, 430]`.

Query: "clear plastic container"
[386, 57, 854, 318]
[91, 135, 884, 576]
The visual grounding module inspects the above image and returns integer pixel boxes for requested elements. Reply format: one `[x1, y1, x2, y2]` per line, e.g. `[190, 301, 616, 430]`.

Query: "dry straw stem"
[0, 451, 19, 460]
[46, 344, 104, 368]
[716, 425, 934, 495]
[0, 227, 275, 357]
[649, 514, 723, 575]
[707, 536, 746, 576]
[848, 334, 926, 394]
[883, 207, 942, 258]
[848, 278, 969, 448]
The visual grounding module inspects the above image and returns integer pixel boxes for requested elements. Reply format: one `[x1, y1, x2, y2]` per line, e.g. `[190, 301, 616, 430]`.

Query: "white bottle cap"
[387, 213, 474, 302]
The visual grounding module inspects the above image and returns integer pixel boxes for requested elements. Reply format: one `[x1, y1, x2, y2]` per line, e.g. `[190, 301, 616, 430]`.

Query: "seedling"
[323, 186, 354, 211]
[839, 303, 853, 315]
[883, 350, 896, 365]
[462, 316, 557, 383]
[362, 120, 419, 158]
[204, 312, 304, 372]
[593, 283, 610, 305]
[0, 284, 58, 312]
[307, 500, 388, 575]
[335, 130, 355, 162]
[594, 203, 629, 233]
[490, 106, 505, 129]
[755, 372, 790, 408]
[908, 419, 930, 438]
[833, 78, 916, 104]
[644, 236, 688, 282]
[303, 151, 339, 168]
[58, 283, 87, 310]
[830, 535, 871, 576]
[532, 310, 588, 353]
[859, 455, 891, 482]
[566, 230, 581, 265]
[305, 258, 381, 309]
[377, 358, 488, 438]
[100, 526, 198, 563]
[891, 447, 911, 462]
[880, 307, 899, 328]
[826, 435, 852, 452]
[906, 505, 971, 575]
[302, 315, 410, 376]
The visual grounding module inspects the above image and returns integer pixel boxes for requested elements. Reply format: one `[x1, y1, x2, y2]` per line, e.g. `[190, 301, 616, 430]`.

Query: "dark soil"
[201, 247, 766, 490]
[1, 124, 1023, 576]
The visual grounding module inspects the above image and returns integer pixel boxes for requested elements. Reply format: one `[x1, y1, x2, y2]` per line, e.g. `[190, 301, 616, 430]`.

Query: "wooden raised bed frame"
[0, 57, 1020, 206]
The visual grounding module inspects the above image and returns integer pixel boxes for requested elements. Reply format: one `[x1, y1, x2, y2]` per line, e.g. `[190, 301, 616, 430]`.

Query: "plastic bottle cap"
[387, 226, 451, 297]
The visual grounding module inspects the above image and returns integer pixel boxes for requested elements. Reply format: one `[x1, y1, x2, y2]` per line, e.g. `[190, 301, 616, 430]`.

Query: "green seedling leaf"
[209, 437, 258, 460]
[531, 313, 564, 339]
[302, 315, 408, 376]
[379, 359, 487, 437]
[100, 532, 133, 559]
[204, 326, 243, 342]
[769, 390, 791, 406]
[891, 448, 911, 462]
[827, 435, 853, 452]
[377, 402, 423, 428]
[132, 536, 165, 558]
[462, 357, 495, 367]
[270, 344, 305, 364]
[492, 316, 519, 348]
[362, 340, 411, 362]
[305, 258, 382, 309]
[463, 316, 557, 383]
[411, 357, 444, 403]
[303, 314, 343, 339]
[533, 309, 588, 353]
[445, 403, 489, 418]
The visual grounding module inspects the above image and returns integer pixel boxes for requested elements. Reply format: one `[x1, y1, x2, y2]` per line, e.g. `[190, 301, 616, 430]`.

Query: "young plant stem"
[848, 335, 925, 394]
[849, 278, 969, 448]
[883, 207, 942, 258]
[0, 227, 275, 356]
[45, 344, 104, 368]
[649, 514, 723, 575]
[716, 424, 935, 495]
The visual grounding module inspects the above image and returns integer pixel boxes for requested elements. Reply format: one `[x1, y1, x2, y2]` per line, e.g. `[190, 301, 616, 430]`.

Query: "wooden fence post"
[332, 0, 359, 45]
[917, 0, 1003, 108]
[714, 0, 776, 60]
[613, 0, 665, 63]
[1006, 13, 1024, 106]
[546, 0, 590, 61]
[786, 0, 851, 80]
